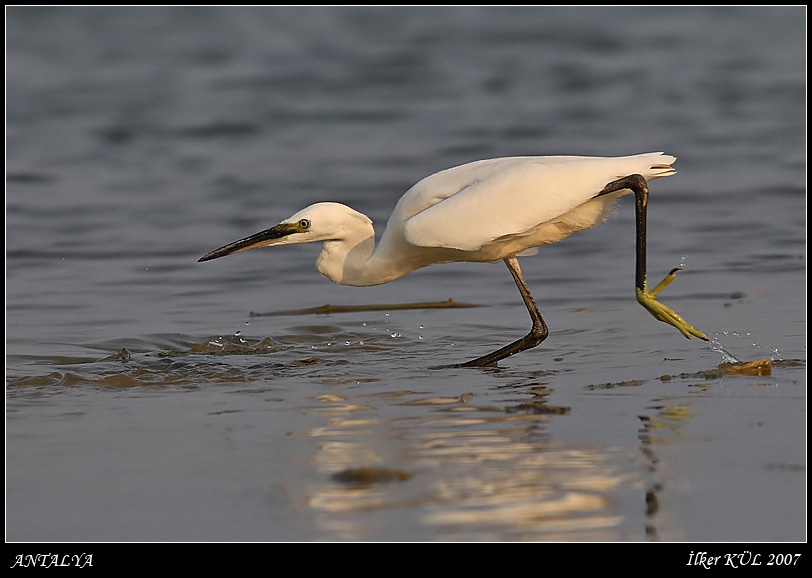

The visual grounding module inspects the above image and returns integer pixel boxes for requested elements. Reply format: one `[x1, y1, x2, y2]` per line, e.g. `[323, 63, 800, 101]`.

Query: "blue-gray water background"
[6, 7, 806, 543]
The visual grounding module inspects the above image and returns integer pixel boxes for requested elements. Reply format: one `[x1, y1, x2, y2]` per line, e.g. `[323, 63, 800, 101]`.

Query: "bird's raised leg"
[460, 256, 549, 367]
[598, 174, 708, 341]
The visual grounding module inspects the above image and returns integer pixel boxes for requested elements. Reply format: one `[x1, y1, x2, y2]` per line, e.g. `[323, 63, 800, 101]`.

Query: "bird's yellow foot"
[637, 268, 708, 341]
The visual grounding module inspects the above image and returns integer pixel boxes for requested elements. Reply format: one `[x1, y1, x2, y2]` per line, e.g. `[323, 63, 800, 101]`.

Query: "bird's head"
[198, 202, 372, 262]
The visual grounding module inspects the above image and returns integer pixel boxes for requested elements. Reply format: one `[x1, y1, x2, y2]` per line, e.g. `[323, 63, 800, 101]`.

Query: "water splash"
[709, 334, 742, 364]
[710, 330, 783, 364]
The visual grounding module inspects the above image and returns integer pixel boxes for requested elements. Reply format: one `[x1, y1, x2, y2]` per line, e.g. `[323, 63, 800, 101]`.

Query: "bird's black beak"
[198, 222, 300, 262]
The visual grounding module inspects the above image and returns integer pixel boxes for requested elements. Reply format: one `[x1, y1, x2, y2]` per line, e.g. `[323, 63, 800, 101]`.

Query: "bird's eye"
[299, 219, 311, 230]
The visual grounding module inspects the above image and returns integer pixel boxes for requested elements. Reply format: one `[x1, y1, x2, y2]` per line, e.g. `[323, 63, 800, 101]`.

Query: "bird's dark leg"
[459, 256, 549, 367]
[597, 174, 708, 341]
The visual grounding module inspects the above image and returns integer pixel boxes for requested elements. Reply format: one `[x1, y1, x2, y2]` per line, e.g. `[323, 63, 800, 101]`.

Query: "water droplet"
[390, 332, 400, 338]
[419, 325, 424, 330]
[385, 312, 390, 317]
[234, 330, 241, 336]
[345, 341, 350, 346]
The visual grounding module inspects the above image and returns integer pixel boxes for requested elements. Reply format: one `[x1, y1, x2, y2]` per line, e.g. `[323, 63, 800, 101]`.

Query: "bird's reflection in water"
[305, 390, 642, 541]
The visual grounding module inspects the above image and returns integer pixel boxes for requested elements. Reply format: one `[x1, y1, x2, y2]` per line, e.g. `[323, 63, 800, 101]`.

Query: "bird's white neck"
[316, 234, 370, 286]
[316, 228, 407, 287]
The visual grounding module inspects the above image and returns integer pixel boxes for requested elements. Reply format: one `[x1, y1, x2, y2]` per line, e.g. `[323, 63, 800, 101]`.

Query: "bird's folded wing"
[403, 157, 649, 251]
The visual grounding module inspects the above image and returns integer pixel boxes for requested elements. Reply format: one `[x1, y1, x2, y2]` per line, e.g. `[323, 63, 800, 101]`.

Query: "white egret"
[199, 152, 708, 367]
